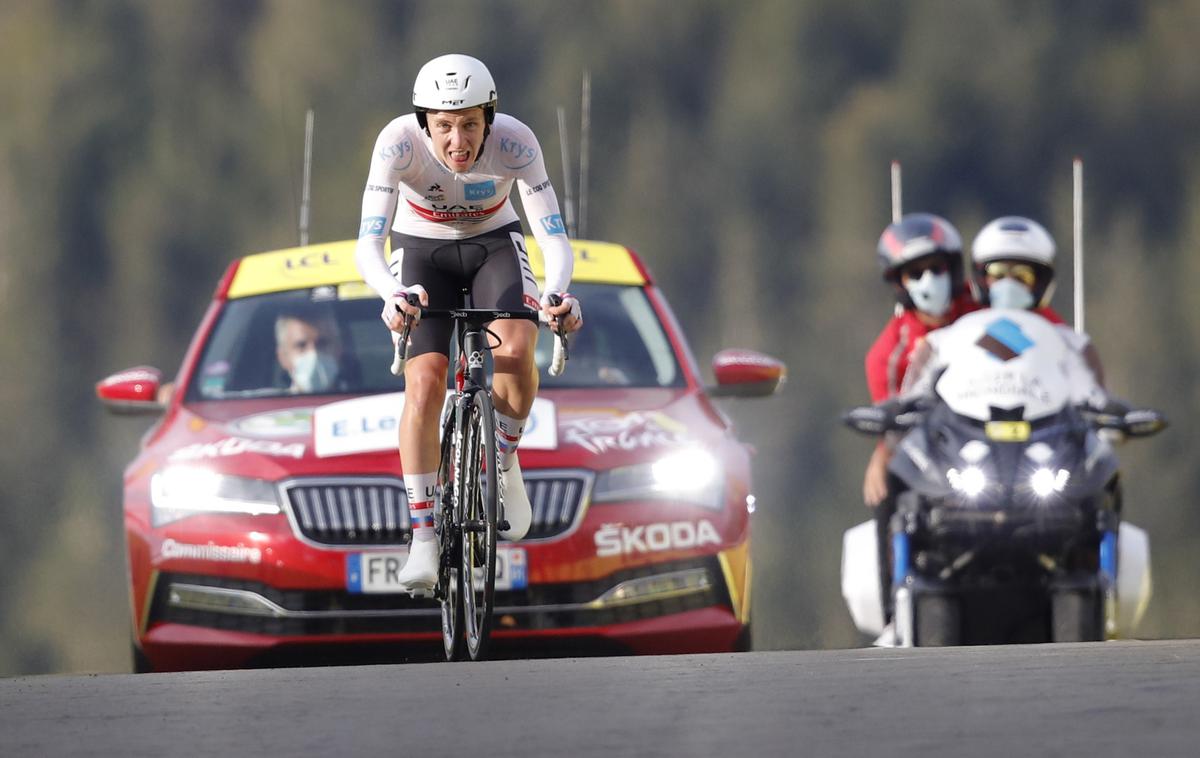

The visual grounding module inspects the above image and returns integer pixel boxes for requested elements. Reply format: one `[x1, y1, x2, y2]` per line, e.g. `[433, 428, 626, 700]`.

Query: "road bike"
[391, 294, 568, 660]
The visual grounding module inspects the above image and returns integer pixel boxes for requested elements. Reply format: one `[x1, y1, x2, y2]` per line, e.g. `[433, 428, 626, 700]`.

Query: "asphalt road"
[2, 640, 1197, 757]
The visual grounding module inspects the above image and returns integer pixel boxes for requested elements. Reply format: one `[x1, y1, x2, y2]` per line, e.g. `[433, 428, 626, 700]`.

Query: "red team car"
[97, 238, 785, 671]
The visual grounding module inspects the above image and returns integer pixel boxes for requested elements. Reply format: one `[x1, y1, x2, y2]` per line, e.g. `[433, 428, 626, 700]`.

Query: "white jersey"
[355, 113, 573, 300]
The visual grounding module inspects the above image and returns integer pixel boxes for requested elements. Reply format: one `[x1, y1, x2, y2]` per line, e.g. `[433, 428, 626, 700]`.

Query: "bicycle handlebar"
[389, 295, 568, 377]
[546, 294, 569, 377]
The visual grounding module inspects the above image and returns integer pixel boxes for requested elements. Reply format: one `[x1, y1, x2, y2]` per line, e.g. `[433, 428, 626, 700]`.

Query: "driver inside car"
[275, 307, 345, 394]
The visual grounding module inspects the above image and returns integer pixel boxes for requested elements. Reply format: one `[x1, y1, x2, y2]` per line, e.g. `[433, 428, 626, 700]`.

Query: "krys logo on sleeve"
[499, 137, 537, 170]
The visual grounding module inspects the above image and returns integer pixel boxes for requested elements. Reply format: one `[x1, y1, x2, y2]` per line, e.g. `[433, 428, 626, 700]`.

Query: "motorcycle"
[841, 309, 1166, 646]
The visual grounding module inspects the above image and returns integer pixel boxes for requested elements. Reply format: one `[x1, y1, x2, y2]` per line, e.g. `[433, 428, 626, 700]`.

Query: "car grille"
[280, 471, 592, 546]
[284, 478, 412, 546]
[519, 472, 591, 541]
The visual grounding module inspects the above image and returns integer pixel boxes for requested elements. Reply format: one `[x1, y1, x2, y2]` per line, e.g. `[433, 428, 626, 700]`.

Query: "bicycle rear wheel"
[459, 388, 499, 661]
[438, 407, 464, 661]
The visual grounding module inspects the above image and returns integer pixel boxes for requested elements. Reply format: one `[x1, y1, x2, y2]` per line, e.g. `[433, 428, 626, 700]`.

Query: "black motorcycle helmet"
[876, 213, 966, 311]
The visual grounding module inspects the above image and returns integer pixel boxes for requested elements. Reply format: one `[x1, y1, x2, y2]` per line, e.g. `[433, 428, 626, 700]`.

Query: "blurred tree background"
[1, 0, 1198, 675]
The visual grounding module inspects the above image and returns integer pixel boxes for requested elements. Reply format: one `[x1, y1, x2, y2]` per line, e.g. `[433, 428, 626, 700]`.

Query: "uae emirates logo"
[976, 318, 1035, 362]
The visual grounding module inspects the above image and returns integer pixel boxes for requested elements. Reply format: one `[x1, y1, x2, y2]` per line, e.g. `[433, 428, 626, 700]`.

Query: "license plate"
[346, 550, 410, 594]
[346, 547, 528, 593]
[495, 546, 528, 591]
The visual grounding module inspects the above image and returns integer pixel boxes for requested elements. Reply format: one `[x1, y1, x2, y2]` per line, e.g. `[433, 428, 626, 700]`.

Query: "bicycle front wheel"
[437, 406, 464, 662]
[458, 388, 499, 661]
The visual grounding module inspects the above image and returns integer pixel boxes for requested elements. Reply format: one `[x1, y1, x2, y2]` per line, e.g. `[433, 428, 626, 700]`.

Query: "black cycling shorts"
[388, 221, 540, 359]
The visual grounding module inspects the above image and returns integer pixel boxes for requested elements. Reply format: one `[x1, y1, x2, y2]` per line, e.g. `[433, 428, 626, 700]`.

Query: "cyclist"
[354, 53, 583, 592]
[863, 213, 976, 507]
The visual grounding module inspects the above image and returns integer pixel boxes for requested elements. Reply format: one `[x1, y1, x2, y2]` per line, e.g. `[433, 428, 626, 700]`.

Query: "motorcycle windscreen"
[931, 310, 1097, 423]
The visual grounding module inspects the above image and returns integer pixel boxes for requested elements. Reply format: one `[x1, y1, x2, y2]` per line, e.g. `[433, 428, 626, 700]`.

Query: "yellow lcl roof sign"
[226, 237, 645, 299]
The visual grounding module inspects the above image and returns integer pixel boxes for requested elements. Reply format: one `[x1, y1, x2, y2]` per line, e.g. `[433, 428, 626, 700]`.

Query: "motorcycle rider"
[906, 216, 1106, 397]
[354, 54, 583, 593]
[863, 213, 978, 507]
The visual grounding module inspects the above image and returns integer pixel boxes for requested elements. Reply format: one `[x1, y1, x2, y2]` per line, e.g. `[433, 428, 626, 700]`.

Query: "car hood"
[162, 387, 729, 476]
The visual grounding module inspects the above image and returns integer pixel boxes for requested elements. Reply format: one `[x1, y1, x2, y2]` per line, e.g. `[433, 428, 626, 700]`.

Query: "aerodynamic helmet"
[876, 213, 966, 312]
[412, 54, 498, 132]
[970, 216, 1056, 308]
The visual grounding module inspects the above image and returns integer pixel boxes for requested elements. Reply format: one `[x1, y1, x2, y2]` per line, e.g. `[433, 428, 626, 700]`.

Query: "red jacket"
[865, 300, 1065, 401]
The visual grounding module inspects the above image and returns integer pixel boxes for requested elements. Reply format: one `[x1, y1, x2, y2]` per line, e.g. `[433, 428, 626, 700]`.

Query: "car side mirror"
[96, 366, 167, 415]
[707, 349, 786, 398]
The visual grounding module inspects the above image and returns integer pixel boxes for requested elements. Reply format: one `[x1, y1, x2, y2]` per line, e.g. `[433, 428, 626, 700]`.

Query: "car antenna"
[1073, 156, 1085, 335]
[300, 108, 315, 246]
[891, 160, 902, 223]
[891, 160, 903, 317]
[556, 105, 577, 238]
[579, 70, 591, 239]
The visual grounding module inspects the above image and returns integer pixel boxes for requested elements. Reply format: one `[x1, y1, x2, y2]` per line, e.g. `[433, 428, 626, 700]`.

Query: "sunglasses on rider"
[983, 261, 1037, 288]
[900, 258, 949, 280]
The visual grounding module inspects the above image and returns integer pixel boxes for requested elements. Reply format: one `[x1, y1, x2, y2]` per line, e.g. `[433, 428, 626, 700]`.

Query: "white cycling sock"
[404, 472, 438, 543]
[494, 411, 526, 471]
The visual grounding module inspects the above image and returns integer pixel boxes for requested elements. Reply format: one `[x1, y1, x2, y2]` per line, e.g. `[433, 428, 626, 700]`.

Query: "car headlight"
[946, 466, 987, 498]
[1029, 467, 1070, 498]
[593, 447, 725, 510]
[150, 466, 281, 526]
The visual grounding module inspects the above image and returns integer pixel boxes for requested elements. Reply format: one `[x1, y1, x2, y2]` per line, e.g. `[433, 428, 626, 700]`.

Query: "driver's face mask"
[903, 269, 952, 316]
[988, 277, 1035, 310]
[292, 349, 339, 393]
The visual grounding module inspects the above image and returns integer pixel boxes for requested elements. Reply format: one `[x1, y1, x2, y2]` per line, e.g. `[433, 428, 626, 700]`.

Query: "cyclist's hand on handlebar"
[539, 292, 582, 332]
[382, 285, 428, 332]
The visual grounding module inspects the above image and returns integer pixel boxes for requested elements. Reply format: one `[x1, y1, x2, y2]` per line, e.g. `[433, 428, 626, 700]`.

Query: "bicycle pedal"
[406, 586, 435, 599]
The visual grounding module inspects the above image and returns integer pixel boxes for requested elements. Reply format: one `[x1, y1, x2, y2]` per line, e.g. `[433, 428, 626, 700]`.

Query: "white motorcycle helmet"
[971, 216, 1057, 308]
[412, 54, 498, 132]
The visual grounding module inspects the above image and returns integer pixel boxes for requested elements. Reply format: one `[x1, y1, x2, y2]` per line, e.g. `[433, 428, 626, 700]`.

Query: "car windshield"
[185, 281, 684, 401]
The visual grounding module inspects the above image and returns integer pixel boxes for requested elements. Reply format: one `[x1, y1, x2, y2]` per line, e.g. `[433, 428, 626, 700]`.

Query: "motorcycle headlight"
[150, 466, 281, 527]
[593, 447, 725, 510]
[1029, 467, 1070, 498]
[947, 466, 987, 498]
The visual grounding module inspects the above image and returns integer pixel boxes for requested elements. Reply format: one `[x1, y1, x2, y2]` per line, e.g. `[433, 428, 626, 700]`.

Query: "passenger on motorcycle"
[863, 213, 978, 507]
[354, 54, 583, 592]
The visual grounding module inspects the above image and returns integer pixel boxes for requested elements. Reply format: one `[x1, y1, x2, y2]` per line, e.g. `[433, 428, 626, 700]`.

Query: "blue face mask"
[903, 270, 952, 316]
[988, 277, 1034, 310]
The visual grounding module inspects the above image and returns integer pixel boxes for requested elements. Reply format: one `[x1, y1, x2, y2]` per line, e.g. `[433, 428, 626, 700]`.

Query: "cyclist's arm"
[510, 125, 573, 295]
[354, 119, 411, 300]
